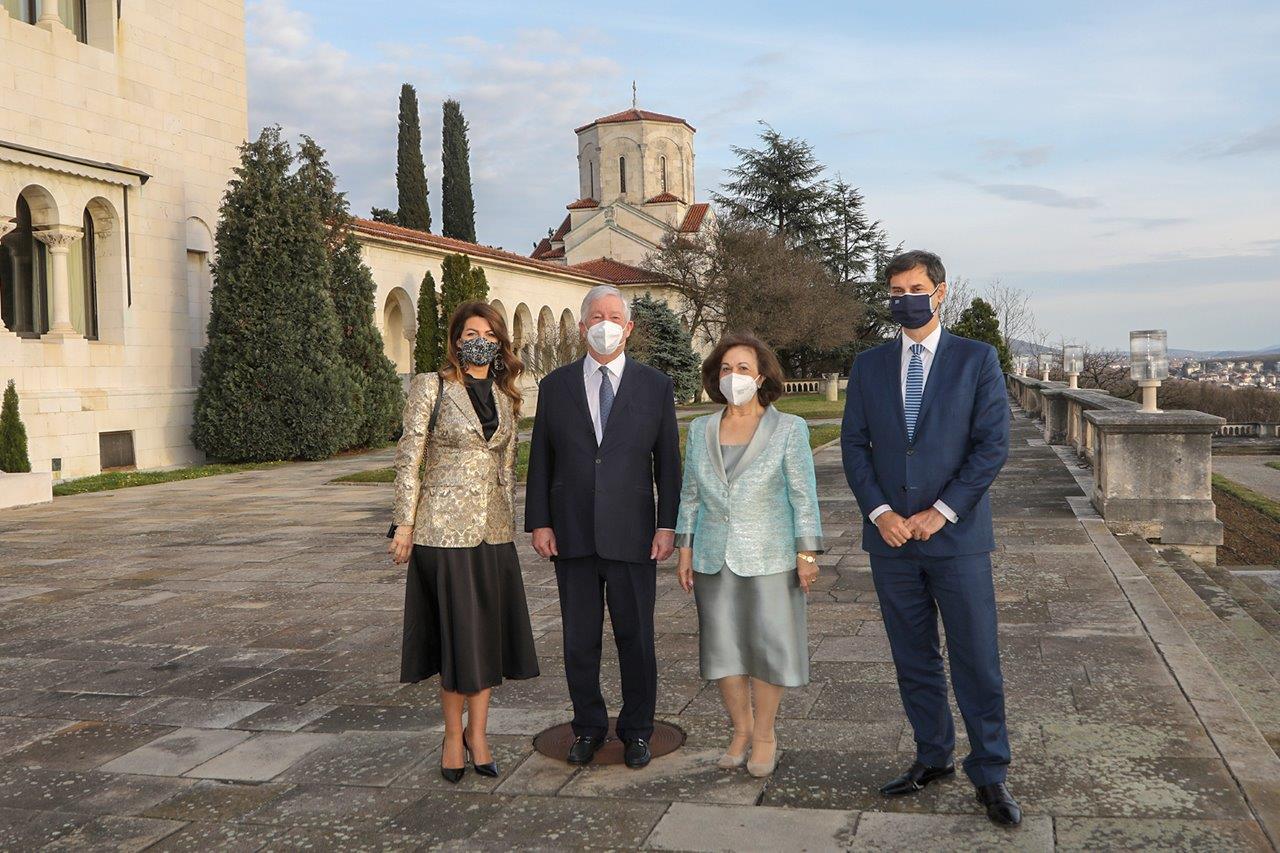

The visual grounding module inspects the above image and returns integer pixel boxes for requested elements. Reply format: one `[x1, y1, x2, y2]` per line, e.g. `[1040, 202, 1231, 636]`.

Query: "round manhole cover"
[532, 718, 686, 765]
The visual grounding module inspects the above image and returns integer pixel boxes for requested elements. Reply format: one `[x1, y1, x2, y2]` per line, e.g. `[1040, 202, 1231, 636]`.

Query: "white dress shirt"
[868, 325, 959, 526]
[583, 350, 674, 535]
[584, 350, 625, 444]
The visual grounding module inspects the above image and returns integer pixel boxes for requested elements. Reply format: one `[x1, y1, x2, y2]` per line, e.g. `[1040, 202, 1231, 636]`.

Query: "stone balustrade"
[1216, 422, 1280, 438]
[1006, 373, 1226, 564]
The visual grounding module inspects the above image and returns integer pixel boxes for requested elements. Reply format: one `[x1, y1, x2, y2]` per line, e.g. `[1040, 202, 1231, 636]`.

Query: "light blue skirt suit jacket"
[674, 406, 824, 686]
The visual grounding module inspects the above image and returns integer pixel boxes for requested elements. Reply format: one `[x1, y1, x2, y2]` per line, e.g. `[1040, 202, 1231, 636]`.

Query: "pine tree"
[370, 207, 398, 224]
[414, 270, 442, 373]
[951, 297, 1013, 374]
[396, 84, 431, 232]
[193, 126, 361, 462]
[628, 295, 701, 402]
[439, 253, 489, 321]
[296, 136, 404, 448]
[0, 379, 31, 474]
[441, 99, 477, 242]
[711, 121, 828, 251]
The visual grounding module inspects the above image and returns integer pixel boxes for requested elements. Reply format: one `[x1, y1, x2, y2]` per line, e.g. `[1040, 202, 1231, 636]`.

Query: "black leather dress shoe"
[623, 738, 651, 769]
[976, 782, 1022, 826]
[879, 761, 955, 797]
[566, 735, 606, 765]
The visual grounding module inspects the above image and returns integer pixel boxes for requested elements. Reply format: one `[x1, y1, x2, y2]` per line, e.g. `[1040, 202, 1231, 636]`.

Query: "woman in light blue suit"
[675, 332, 824, 777]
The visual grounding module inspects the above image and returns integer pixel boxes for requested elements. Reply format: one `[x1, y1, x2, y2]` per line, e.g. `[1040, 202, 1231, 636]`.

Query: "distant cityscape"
[1171, 357, 1280, 392]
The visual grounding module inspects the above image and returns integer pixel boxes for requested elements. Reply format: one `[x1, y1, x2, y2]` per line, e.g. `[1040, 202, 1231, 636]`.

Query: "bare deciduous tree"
[984, 279, 1036, 353]
[524, 327, 583, 382]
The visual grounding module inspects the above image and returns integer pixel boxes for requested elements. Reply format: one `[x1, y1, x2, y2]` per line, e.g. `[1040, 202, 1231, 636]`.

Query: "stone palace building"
[0, 1, 713, 484]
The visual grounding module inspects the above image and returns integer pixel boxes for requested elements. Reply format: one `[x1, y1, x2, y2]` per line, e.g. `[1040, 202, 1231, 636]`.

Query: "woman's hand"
[388, 526, 414, 564]
[797, 552, 819, 593]
[677, 548, 694, 593]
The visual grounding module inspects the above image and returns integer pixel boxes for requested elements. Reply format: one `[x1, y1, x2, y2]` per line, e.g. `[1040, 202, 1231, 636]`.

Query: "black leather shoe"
[566, 735, 606, 765]
[623, 738, 651, 769]
[976, 782, 1022, 826]
[879, 761, 955, 797]
[463, 730, 498, 778]
[439, 737, 466, 784]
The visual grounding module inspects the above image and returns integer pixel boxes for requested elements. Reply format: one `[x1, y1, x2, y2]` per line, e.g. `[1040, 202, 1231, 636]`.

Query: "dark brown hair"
[884, 249, 946, 286]
[701, 331, 785, 406]
[441, 301, 525, 417]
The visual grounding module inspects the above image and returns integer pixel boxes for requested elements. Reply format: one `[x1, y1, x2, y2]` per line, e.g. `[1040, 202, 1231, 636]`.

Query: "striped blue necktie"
[905, 343, 924, 443]
[598, 365, 614, 435]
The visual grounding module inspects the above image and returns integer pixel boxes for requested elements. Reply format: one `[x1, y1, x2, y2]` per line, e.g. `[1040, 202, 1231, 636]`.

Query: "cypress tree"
[627, 295, 701, 402]
[370, 207, 398, 225]
[193, 126, 361, 462]
[297, 136, 405, 448]
[951, 297, 1013, 374]
[0, 379, 31, 474]
[441, 99, 477, 242]
[414, 270, 442, 373]
[396, 84, 431, 232]
[439, 253, 489, 321]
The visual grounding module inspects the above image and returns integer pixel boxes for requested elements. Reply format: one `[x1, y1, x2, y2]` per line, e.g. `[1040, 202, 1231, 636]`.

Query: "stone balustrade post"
[822, 373, 839, 403]
[1083, 409, 1226, 565]
[1040, 387, 1070, 444]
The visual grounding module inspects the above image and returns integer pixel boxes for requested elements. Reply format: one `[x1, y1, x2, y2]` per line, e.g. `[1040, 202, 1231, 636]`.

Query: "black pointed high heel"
[463, 729, 498, 778]
[440, 736, 466, 784]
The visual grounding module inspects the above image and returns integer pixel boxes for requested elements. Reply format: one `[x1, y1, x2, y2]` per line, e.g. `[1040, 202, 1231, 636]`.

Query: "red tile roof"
[551, 214, 571, 241]
[566, 197, 600, 210]
[575, 108, 696, 134]
[645, 192, 681, 204]
[570, 257, 667, 285]
[351, 218, 608, 283]
[679, 202, 710, 233]
[542, 246, 565, 259]
[531, 237, 553, 259]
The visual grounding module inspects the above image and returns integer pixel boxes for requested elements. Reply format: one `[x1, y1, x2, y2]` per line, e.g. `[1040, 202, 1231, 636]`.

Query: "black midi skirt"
[401, 542, 540, 693]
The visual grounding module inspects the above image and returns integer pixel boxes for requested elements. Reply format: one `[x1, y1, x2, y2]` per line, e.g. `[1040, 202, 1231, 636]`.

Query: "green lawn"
[774, 392, 846, 420]
[807, 423, 841, 448]
[1267, 460, 1280, 472]
[53, 461, 289, 496]
[1212, 474, 1280, 525]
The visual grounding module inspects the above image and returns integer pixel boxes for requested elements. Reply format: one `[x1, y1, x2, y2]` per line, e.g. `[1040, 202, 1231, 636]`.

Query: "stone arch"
[489, 298, 508, 341]
[512, 302, 534, 363]
[17, 184, 62, 228]
[537, 305, 554, 348]
[559, 307, 576, 341]
[383, 287, 415, 373]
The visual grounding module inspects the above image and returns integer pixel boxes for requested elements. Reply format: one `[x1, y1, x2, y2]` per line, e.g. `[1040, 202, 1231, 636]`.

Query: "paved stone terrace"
[0, 407, 1276, 850]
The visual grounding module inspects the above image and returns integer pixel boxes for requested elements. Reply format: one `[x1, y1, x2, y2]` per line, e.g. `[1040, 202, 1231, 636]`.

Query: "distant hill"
[1170, 347, 1280, 360]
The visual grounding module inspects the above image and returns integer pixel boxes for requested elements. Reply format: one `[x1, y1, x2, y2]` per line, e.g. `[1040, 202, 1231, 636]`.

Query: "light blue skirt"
[693, 566, 809, 687]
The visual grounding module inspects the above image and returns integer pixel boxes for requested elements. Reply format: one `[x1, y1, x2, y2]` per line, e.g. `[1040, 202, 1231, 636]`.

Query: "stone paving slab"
[0, 408, 1276, 849]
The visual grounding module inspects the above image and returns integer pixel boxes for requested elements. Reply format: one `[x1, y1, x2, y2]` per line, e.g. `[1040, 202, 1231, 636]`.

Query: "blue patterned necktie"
[905, 343, 924, 443]
[598, 364, 614, 435]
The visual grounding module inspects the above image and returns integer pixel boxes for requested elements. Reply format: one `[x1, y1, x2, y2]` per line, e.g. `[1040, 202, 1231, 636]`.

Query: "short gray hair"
[580, 284, 630, 323]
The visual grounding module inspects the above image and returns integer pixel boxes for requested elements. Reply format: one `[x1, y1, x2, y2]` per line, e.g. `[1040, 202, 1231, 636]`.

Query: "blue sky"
[246, 1, 1280, 351]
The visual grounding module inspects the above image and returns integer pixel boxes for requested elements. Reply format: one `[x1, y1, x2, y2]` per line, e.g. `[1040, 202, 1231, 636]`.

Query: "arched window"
[0, 196, 49, 337]
[66, 208, 98, 339]
[660, 156, 668, 193]
[618, 156, 626, 194]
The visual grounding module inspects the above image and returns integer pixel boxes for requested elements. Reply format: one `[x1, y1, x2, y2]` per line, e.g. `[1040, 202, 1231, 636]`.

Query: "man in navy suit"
[525, 284, 682, 770]
[840, 250, 1020, 826]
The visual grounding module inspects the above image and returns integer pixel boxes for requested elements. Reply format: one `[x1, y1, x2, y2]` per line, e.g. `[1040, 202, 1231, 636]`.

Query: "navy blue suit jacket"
[840, 329, 1009, 557]
[524, 356, 682, 564]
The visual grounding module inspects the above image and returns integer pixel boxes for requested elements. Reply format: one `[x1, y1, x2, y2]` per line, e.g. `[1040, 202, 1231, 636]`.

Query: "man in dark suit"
[525, 284, 681, 769]
[840, 250, 1020, 826]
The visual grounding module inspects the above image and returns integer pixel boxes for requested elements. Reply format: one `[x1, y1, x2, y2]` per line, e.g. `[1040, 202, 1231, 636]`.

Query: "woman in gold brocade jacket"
[387, 301, 539, 784]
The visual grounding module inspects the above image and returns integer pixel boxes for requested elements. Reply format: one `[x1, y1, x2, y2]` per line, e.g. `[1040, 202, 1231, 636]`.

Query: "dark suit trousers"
[870, 550, 1010, 786]
[555, 556, 657, 741]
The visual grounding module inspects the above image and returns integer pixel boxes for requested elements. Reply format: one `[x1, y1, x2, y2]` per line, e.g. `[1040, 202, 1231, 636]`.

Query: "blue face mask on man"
[890, 287, 940, 330]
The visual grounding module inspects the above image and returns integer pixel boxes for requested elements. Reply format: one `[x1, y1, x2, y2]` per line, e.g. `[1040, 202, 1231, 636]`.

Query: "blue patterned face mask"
[460, 337, 500, 365]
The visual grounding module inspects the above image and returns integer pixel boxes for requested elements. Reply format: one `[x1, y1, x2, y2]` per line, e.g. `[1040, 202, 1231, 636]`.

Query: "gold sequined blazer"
[392, 372, 518, 547]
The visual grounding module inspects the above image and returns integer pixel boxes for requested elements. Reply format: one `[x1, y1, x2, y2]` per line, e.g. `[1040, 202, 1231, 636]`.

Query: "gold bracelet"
[798, 553, 816, 564]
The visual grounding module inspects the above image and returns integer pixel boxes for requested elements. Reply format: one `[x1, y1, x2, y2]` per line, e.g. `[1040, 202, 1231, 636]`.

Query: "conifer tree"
[439, 253, 489, 321]
[193, 126, 361, 462]
[0, 379, 31, 474]
[297, 136, 404, 447]
[370, 207, 398, 224]
[628, 295, 701, 402]
[414, 270, 442, 373]
[951, 297, 1013, 373]
[396, 84, 432, 232]
[441, 99, 477, 242]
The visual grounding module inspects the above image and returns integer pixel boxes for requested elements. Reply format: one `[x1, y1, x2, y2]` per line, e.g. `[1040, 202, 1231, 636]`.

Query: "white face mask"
[586, 320, 625, 356]
[720, 372, 761, 406]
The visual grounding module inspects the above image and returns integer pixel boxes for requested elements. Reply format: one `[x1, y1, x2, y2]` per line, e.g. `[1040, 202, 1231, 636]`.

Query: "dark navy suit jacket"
[840, 329, 1009, 557]
[524, 356, 682, 564]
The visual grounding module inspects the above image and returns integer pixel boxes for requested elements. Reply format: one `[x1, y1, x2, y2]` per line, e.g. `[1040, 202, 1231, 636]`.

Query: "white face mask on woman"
[720, 372, 762, 406]
[586, 320, 625, 356]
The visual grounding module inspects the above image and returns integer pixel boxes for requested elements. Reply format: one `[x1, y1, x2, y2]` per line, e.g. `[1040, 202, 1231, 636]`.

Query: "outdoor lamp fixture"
[1129, 329, 1168, 412]
[1038, 353, 1054, 381]
[1062, 345, 1084, 389]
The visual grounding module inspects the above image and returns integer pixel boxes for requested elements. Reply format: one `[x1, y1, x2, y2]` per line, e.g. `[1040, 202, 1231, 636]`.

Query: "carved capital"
[0, 218, 16, 241]
[33, 226, 83, 251]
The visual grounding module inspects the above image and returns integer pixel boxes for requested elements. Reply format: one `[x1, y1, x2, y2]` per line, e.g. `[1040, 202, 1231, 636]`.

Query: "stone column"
[33, 225, 83, 338]
[822, 373, 839, 403]
[1084, 409, 1226, 564]
[37, 0, 62, 28]
[0, 218, 16, 340]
